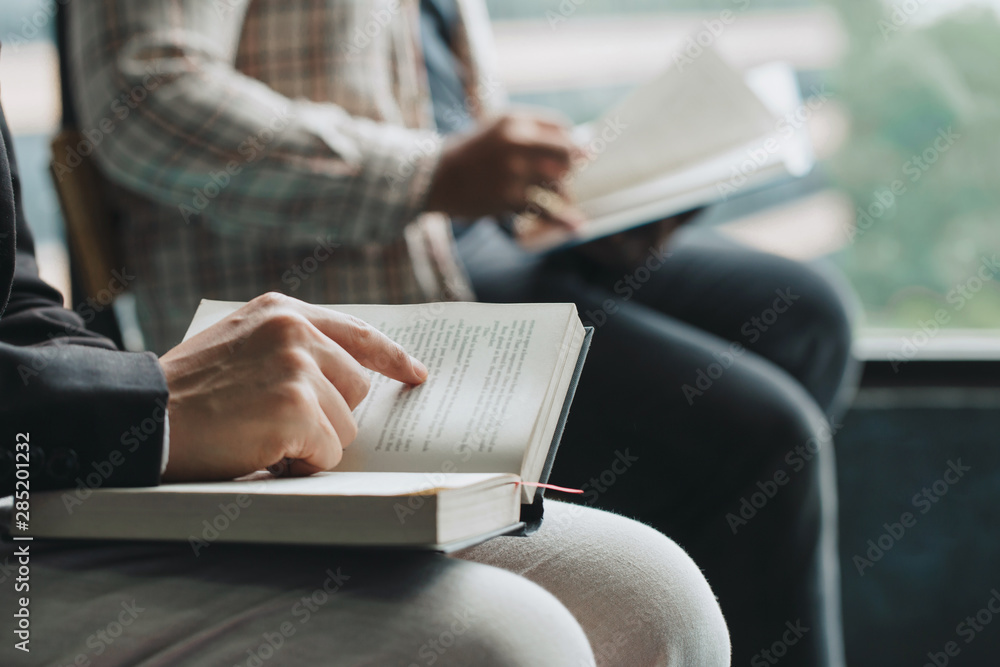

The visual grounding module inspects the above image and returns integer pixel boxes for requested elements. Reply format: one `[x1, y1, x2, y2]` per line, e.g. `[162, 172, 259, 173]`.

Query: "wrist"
[424, 141, 459, 214]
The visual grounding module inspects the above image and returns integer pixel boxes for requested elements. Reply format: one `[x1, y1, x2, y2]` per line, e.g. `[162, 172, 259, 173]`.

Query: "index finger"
[295, 304, 429, 385]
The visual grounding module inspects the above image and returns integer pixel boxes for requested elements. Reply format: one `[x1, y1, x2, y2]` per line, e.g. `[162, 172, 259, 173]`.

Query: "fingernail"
[410, 356, 429, 380]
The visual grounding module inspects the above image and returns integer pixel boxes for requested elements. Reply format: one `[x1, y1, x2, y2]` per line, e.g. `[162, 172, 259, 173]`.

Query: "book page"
[571, 46, 776, 202]
[519, 62, 813, 253]
[185, 301, 576, 476]
[134, 471, 518, 497]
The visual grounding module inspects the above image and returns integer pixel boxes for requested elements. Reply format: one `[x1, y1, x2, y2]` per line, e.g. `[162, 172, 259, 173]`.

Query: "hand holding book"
[425, 110, 586, 231]
[516, 47, 815, 253]
[159, 292, 428, 483]
[28, 299, 591, 550]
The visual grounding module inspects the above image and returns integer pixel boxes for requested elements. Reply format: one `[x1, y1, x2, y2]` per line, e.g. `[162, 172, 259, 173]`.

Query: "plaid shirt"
[68, 0, 505, 353]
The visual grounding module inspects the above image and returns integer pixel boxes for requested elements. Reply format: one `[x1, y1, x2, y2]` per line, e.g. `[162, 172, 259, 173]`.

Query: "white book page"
[519, 62, 814, 253]
[185, 301, 576, 476]
[140, 471, 517, 497]
[571, 46, 776, 202]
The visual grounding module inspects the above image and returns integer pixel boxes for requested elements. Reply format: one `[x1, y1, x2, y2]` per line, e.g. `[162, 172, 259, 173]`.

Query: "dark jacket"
[0, 105, 166, 498]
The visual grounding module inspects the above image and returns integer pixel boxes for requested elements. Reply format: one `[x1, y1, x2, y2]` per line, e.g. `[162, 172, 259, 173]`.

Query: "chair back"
[49, 129, 123, 300]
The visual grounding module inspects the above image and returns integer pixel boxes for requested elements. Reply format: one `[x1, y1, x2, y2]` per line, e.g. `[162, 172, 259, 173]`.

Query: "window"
[487, 0, 1000, 343]
[4, 0, 999, 342]
[0, 0, 67, 297]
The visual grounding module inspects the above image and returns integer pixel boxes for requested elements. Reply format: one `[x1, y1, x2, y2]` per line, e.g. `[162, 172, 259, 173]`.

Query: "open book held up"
[518, 47, 815, 252]
[24, 301, 592, 552]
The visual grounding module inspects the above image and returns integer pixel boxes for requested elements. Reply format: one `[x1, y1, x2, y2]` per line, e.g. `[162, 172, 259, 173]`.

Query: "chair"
[48, 1, 126, 348]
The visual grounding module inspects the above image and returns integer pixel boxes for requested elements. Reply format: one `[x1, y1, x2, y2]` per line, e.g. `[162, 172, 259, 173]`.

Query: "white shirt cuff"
[160, 408, 170, 475]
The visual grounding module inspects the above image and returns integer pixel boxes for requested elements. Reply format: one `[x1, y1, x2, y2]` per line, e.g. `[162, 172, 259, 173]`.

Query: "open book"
[23, 301, 592, 551]
[518, 47, 815, 252]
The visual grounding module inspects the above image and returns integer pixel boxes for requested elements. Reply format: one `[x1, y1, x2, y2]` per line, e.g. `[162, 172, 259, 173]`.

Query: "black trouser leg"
[457, 222, 856, 666]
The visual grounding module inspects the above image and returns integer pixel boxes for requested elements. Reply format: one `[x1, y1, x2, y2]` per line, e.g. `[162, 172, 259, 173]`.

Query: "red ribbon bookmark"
[515, 481, 584, 494]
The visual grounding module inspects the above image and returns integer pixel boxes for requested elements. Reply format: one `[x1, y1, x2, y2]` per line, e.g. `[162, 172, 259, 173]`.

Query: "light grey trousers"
[0, 502, 730, 667]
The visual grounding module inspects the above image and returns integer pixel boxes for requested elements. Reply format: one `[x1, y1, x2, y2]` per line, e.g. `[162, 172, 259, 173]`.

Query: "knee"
[726, 372, 840, 531]
[791, 261, 854, 344]
[449, 563, 595, 667]
[538, 504, 731, 667]
[744, 368, 835, 474]
[780, 261, 858, 405]
[594, 513, 731, 667]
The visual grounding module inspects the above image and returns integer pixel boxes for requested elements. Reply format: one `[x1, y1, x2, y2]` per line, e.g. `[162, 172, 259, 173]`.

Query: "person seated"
[0, 102, 729, 665]
[66, 1, 857, 663]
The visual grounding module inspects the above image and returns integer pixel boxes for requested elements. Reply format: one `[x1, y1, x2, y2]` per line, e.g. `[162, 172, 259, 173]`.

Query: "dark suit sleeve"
[0, 107, 167, 498]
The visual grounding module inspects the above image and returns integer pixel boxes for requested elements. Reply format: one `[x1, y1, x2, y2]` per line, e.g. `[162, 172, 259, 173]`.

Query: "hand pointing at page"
[158, 292, 428, 483]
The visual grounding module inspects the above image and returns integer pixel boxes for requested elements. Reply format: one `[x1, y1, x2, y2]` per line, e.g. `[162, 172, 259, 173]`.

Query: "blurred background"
[11, 0, 1000, 341]
[3, 0, 1000, 664]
